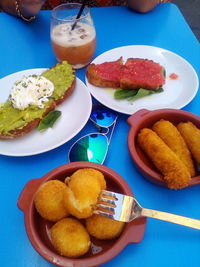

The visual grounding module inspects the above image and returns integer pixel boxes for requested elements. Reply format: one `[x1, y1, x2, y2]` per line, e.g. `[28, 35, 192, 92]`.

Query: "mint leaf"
[38, 110, 61, 132]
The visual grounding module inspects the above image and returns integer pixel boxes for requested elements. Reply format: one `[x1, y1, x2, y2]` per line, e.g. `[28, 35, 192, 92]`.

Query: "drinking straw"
[71, 0, 88, 30]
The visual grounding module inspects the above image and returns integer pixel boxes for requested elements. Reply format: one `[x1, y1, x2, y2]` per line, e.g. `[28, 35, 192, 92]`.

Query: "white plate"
[85, 45, 199, 115]
[0, 69, 92, 156]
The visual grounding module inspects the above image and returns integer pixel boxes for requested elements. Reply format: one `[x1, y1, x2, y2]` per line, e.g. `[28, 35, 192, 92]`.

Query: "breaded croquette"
[86, 214, 125, 240]
[152, 119, 195, 176]
[51, 218, 91, 258]
[68, 168, 106, 191]
[34, 180, 69, 222]
[177, 121, 200, 165]
[137, 128, 191, 189]
[64, 168, 106, 219]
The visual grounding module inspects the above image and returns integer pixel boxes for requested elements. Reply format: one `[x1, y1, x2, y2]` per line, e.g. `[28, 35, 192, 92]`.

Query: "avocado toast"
[0, 61, 75, 139]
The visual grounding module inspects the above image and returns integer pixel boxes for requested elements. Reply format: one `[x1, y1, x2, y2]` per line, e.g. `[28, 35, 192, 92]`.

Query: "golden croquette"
[152, 119, 195, 177]
[82, 168, 107, 190]
[64, 168, 106, 219]
[67, 168, 106, 191]
[86, 214, 125, 240]
[137, 128, 191, 189]
[34, 180, 69, 222]
[177, 121, 200, 165]
[51, 218, 91, 258]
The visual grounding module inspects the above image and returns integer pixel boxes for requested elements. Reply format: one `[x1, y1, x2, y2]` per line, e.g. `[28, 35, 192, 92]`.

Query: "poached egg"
[10, 75, 54, 110]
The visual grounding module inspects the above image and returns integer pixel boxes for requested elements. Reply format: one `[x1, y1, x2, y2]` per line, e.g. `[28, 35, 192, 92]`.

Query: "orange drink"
[51, 4, 96, 69]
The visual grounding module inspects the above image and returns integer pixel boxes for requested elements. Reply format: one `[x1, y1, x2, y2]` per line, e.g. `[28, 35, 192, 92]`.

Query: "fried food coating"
[86, 214, 125, 240]
[177, 121, 200, 165]
[64, 168, 106, 219]
[152, 119, 195, 176]
[51, 218, 91, 258]
[34, 180, 69, 222]
[137, 128, 191, 189]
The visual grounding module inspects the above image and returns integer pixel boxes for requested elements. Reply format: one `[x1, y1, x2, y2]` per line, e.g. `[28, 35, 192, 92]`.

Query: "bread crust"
[86, 57, 123, 88]
[0, 75, 76, 139]
[87, 64, 121, 88]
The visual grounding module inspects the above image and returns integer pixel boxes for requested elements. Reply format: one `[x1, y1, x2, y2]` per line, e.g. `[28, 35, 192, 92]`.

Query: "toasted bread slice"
[87, 57, 165, 90]
[0, 62, 75, 139]
[120, 58, 165, 90]
[86, 57, 123, 88]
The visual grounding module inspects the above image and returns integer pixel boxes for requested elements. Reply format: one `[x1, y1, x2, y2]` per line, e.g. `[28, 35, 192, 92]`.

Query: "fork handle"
[141, 208, 200, 230]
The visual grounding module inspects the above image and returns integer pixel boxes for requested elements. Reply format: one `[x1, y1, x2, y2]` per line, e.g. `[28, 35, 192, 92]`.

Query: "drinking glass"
[51, 3, 96, 69]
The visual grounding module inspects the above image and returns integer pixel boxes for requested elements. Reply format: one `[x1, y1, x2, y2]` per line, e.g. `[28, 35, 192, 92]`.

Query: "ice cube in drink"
[51, 22, 96, 69]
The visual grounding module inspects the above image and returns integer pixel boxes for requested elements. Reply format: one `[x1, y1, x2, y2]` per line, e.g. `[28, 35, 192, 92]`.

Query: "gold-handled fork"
[94, 190, 200, 230]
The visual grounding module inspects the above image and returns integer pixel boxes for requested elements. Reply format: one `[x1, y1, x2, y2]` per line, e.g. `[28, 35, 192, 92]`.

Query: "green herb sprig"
[38, 110, 61, 132]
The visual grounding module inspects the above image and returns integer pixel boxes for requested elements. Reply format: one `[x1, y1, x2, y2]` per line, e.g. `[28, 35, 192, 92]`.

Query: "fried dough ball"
[152, 119, 195, 176]
[34, 180, 69, 222]
[51, 218, 91, 258]
[86, 214, 125, 240]
[64, 168, 106, 219]
[138, 128, 191, 189]
[177, 121, 200, 165]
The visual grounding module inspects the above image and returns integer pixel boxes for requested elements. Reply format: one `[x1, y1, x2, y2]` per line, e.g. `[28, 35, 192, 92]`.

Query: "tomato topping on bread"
[86, 57, 123, 88]
[86, 57, 165, 90]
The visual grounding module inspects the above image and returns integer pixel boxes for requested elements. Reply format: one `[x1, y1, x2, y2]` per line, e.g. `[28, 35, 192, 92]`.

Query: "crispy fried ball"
[138, 128, 191, 189]
[67, 168, 106, 191]
[51, 218, 91, 258]
[64, 168, 106, 219]
[34, 180, 69, 222]
[152, 119, 195, 177]
[86, 214, 125, 240]
[177, 121, 200, 165]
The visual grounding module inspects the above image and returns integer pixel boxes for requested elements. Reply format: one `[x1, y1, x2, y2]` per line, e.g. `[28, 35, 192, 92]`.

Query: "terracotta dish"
[18, 162, 146, 267]
[127, 109, 200, 188]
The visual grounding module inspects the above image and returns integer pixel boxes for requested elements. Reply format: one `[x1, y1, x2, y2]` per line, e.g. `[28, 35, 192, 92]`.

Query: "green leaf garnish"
[38, 110, 61, 132]
[162, 67, 166, 78]
[128, 87, 164, 101]
[128, 88, 152, 101]
[155, 87, 164, 93]
[113, 87, 164, 102]
[114, 88, 138, 99]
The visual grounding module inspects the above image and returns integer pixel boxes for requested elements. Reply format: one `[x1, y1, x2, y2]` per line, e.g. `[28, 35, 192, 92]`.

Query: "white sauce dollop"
[10, 75, 54, 110]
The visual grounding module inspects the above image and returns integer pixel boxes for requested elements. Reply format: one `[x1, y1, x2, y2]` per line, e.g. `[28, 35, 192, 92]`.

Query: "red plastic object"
[127, 108, 200, 188]
[17, 162, 146, 267]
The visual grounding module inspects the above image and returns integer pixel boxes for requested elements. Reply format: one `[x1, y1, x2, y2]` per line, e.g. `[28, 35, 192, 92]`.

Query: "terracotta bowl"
[127, 109, 200, 188]
[17, 162, 146, 267]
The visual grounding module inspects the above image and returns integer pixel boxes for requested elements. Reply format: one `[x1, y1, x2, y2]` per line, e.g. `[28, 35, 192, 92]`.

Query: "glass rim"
[51, 3, 90, 22]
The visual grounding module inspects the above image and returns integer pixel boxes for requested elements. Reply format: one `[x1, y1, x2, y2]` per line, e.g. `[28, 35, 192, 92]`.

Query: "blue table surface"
[0, 4, 200, 267]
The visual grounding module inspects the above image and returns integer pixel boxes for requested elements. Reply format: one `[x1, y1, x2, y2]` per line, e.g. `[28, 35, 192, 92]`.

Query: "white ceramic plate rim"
[85, 45, 199, 115]
[0, 68, 92, 156]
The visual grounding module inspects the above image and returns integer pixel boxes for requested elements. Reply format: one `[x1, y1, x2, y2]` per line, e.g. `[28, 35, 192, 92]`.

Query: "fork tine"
[96, 190, 131, 222]
[96, 203, 116, 213]
[94, 209, 115, 220]
[101, 189, 118, 199]
[99, 196, 116, 206]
